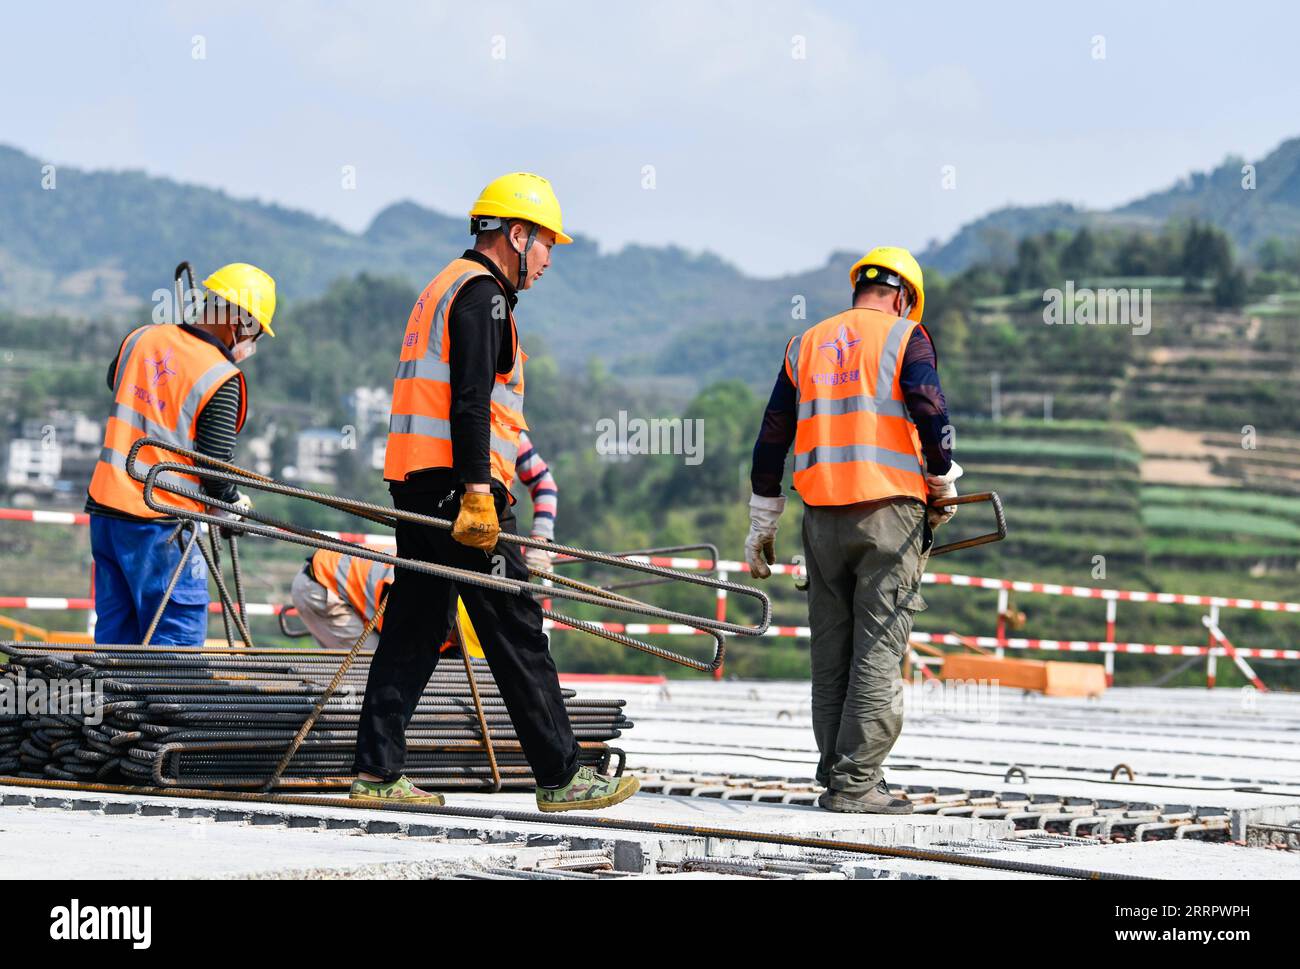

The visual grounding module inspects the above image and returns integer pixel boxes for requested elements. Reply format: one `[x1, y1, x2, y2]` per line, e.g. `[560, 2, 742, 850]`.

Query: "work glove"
[744, 493, 786, 580]
[207, 490, 252, 519]
[451, 491, 499, 552]
[207, 490, 252, 535]
[925, 461, 963, 529]
[524, 538, 555, 573]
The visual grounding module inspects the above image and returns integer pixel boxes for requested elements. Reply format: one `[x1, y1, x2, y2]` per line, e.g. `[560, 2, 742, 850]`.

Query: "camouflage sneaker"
[818, 779, 912, 815]
[535, 765, 640, 813]
[349, 775, 444, 805]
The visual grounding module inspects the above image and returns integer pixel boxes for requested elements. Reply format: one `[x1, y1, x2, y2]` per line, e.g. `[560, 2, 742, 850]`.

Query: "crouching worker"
[293, 428, 559, 652]
[86, 264, 276, 646]
[291, 547, 391, 650]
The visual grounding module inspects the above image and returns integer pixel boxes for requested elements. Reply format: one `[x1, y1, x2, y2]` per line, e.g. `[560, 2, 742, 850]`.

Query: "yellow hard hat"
[203, 263, 278, 336]
[849, 246, 925, 322]
[469, 172, 573, 245]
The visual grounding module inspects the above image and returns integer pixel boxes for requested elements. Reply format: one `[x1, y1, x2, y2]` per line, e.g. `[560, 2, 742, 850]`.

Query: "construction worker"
[291, 429, 560, 650]
[351, 173, 639, 811]
[745, 246, 962, 814]
[85, 264, 276, 646]
[291, 545, 390, 651]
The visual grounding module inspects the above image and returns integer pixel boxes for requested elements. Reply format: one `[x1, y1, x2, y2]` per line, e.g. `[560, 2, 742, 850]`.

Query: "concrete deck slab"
[3, 681, 1298, 879]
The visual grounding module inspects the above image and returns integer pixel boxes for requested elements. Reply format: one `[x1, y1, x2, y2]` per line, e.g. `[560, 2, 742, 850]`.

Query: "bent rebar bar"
[126, 437, 771, 672]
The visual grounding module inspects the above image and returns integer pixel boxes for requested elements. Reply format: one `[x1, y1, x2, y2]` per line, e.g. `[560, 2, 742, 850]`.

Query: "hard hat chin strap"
[506, 219, 539, 290]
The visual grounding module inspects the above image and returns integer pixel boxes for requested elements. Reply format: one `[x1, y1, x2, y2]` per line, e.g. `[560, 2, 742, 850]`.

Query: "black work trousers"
[352, 484, 580, 787]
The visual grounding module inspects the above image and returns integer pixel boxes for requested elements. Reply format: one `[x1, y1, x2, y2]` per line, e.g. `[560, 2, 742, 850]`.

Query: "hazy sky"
[2, 1, 1295, 276]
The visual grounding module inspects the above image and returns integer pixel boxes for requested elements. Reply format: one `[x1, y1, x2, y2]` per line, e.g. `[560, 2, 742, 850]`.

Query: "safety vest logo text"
[812, 325, 861, 385]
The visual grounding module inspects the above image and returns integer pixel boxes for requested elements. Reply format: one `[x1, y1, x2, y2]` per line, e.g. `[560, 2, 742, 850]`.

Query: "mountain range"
[3, 136, 1300, 370]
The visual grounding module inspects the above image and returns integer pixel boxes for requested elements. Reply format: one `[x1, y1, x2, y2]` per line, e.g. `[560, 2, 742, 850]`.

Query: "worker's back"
[88, 322, 246, 519]
[785, 307, 928, 507]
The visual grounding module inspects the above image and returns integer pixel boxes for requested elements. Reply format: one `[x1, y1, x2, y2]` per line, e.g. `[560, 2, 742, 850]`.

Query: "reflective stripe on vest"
[384, 258, 528, 488]
[311, 548, 392, 631]
[88, 324, 247, 518]
[786, 308, 927, 507]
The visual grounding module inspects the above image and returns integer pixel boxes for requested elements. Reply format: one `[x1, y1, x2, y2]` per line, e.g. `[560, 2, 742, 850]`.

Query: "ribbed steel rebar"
[2, 644, 629, 792]
[121, 436, 773, 673]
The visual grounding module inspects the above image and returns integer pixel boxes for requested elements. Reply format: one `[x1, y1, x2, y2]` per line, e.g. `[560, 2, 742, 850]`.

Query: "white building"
[242, 434, 274, 477]
[348, 387, 392, 436]
[8, 410, 100, 493]
[6, 438, 62, 489]
[291, 428, 343, 485]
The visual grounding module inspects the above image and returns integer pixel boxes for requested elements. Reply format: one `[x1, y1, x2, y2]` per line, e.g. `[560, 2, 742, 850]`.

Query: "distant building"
[370, 437, 386, 471]
[8, 410, 101, 493]
[6, 437, 61, 490]
[242, 434, 274, 477]
[348, 387, 392, 436]
[289, 428, 343, 485]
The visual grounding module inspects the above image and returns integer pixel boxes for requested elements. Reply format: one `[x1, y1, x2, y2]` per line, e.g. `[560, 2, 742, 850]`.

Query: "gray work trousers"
[802, 496, 930, 795]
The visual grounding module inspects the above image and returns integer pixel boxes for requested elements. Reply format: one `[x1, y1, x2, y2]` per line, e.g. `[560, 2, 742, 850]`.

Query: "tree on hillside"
[660, 380, 762, 508]
[1180, 221, 1233, 288]
[1060, 226, 1098, 276]
[1005, 235, 1055, 292]
[1257, 237, 1300, 275]
[1213, 268, 1248, 309]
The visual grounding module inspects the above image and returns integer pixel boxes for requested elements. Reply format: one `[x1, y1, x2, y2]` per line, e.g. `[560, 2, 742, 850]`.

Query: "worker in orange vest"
[85, 264, 276, 646]
[745, 246, 962, 814]
[350, 173, 638, 812]
[291, 546, 391, 650]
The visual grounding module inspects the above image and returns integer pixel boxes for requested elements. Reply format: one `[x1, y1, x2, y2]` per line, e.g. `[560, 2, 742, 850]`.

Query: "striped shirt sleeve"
[514, 430, 558, 540]
[193, 377, 243, 501]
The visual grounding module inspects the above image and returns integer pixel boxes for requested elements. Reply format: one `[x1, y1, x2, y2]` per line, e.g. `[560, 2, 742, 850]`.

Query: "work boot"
[818, 779, 912, 815]
[349, 775, 444, 805]
[536, 765, 640, 813]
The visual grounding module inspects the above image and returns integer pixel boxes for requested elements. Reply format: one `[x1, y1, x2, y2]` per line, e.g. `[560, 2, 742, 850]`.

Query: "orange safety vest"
[88, 324, 247, 518]
[384, 257, 528, 490]
[310, 548, 392, 631]
[785, 308, 930, 507]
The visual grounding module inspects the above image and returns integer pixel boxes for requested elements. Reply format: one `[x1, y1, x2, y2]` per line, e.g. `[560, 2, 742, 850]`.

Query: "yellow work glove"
[451, 492, 499, 551]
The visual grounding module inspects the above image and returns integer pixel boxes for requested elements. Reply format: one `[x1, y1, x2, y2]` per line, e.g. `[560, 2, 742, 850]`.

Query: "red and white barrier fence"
[4, 506, 1296, 688]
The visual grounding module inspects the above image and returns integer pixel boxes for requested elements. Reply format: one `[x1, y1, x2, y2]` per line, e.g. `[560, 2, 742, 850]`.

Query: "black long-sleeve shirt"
[85, 324, 243, 519]
[447, 249, 518, 484]
[391, 249, 519, 500]
[750, 325, 953, 498]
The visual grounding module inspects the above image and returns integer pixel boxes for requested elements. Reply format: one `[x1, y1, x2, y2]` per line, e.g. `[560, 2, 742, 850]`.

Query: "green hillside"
[0, 144, 802, 369]
[921, 137, 1300, 274]
[9, 136, 1300, 370]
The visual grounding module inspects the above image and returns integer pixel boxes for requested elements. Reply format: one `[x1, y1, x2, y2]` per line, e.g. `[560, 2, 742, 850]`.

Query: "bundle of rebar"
[0, 644, 629, 791]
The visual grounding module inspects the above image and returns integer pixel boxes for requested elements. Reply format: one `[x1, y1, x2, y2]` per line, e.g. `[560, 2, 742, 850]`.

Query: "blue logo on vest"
[146, 351, 176, 387]
[812, 325, 861, 385]
[818, 325, 860, 369]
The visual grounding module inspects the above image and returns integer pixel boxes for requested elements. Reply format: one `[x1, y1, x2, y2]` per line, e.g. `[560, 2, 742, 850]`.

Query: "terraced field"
[911, 283, 1300, 686]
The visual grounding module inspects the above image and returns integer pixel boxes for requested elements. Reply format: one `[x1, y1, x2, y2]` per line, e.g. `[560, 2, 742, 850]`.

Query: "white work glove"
[524, 538, 554, 574]
[925, 461, 963, 529]
[744, 493, 786, 580]
[207, 490, 252, 524]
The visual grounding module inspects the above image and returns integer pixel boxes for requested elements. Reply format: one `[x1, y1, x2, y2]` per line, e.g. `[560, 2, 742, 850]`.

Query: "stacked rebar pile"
[1, 710, 21, 776]
[0, 644, 629, 791]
